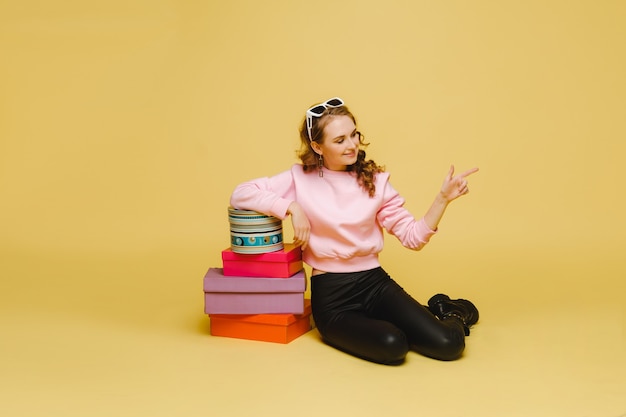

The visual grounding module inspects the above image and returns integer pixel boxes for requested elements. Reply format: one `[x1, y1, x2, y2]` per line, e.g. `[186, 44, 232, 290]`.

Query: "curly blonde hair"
[296, 105, 384, 197]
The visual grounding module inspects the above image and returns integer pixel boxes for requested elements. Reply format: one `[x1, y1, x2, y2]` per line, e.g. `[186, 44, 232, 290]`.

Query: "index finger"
[459, 167, 479, 178]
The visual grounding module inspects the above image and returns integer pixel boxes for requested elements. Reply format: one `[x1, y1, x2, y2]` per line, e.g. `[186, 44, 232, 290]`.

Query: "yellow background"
[1, 1, 624, 416]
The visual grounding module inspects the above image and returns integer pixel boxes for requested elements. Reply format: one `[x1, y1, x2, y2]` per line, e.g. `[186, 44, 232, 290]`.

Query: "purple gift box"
[203, 268, 306, 314]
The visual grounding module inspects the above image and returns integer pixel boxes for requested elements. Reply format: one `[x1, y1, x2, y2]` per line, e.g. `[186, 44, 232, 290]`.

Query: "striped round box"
[228, 207, 284, 254]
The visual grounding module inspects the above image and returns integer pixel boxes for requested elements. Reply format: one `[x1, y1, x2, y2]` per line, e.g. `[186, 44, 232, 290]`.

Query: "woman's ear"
[310, 141, 322, 156]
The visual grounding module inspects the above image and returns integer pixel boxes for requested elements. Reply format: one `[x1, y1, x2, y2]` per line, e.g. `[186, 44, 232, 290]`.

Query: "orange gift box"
[209, 300, 313, 344]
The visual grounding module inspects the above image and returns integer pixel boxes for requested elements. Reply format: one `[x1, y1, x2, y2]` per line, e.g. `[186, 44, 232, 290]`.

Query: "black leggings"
[310, 267, 466, 365]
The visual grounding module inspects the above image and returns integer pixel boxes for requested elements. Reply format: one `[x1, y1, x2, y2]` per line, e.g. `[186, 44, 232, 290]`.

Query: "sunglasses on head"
[306, 97, 344, 141]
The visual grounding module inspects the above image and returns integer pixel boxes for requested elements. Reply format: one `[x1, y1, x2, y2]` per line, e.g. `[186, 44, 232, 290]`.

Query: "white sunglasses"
[306, 97, 344, 141]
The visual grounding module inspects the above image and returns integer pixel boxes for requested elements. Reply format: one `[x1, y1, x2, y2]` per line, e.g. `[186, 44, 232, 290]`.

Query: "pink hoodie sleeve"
[377, 180, 437, 250]
[229, 168, 296, 220]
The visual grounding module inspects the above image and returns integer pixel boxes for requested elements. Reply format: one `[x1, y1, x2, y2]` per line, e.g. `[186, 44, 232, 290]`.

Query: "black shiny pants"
[310, 267, 466, 365]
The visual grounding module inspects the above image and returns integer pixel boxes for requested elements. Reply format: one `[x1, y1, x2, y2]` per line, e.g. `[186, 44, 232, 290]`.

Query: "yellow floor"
[2, 248, 624, 417]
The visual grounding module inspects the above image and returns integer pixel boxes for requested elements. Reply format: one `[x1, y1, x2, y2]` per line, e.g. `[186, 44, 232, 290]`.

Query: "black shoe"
[428, 293, 479, 335]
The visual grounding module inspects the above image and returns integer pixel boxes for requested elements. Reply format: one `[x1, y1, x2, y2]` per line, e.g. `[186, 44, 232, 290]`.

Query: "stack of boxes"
[203, 208, 312, 344]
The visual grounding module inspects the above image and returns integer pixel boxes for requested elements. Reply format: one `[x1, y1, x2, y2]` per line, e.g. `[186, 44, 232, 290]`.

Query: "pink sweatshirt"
[230, 164, 436, 273]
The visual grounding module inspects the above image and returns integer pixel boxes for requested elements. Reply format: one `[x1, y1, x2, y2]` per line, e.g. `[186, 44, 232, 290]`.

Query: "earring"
[318, 154, 323, 177]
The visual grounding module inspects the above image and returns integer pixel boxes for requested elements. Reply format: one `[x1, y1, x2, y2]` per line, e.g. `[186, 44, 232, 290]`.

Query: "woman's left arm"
[423, 165, 479, 231]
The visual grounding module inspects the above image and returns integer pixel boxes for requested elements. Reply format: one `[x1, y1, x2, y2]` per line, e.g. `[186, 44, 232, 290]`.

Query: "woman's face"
[313, 115, 360, 171]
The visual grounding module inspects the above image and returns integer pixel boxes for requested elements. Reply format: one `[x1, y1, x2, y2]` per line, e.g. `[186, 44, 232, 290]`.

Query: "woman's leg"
[311, 268, 467, 363]
[311, 270, 409, 365]
[370, 280, 466, 361]
[319, 310, 409, 365]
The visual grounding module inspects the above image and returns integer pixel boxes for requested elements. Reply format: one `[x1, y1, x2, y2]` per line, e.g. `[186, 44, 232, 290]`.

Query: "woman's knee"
[375, 328, 409, 365]
[437, 334, 465, 361]
[323, 322, 409, 365]
[427, 327, 466, 361]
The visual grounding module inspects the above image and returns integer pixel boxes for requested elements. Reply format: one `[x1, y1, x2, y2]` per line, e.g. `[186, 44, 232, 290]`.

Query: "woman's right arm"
[230, 168, 311, 248]
[286, 201, 311, 250]
[229, 170, 296, 220]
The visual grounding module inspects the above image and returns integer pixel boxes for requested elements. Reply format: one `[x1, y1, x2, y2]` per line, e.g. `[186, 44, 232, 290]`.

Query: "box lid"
[221, 243, 301, 262]
[203, 268, 306, 293]
[210, 300, 311, 325]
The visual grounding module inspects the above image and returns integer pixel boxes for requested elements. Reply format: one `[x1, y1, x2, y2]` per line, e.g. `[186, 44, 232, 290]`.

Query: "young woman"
[230, 97, 479, 365]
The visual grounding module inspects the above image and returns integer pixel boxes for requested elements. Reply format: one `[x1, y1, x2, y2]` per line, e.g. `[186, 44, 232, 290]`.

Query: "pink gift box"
[203, 267, 306, 314]
[221, 243, 303, 278]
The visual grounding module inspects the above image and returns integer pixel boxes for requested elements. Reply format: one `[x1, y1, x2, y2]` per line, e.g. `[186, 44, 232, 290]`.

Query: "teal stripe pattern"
[228, 207, 284, 254]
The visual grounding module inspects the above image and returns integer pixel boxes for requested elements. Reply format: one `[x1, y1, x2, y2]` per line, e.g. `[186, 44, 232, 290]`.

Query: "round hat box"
[228, 207, 284, 254]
